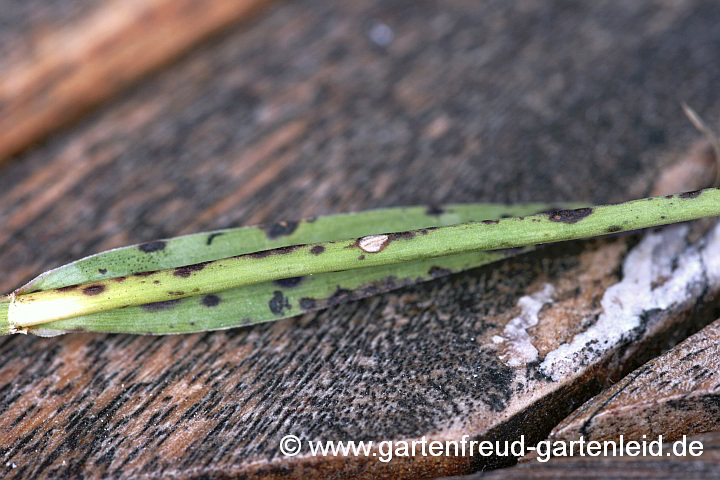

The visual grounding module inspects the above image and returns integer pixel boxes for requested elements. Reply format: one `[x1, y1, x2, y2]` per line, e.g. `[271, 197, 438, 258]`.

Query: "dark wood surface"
[548, 317, 720, 446]
[454, 432, 720, 480]
[2, 1, 720, 479]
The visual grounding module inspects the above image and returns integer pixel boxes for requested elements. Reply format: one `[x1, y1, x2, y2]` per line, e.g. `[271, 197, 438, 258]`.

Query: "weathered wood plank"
[2, 1, 720, 479]
[0, 0, 271, 162]
[454, 432, 720, 479]
[544, 317, 720, 446]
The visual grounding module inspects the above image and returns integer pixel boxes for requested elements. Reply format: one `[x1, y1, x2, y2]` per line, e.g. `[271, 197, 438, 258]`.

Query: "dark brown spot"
[168, 291, 185, 296]
[57, 285, 77, 292]
[112, 276, 126, 283]
[248, 245, 301, 258]
[98, 268, 107, 274]
[138, 241, 166, 253]
[173, 262, 208, 278]
[679, 190, 702, 199]
[269, 291, 291, 315]
[273, 276, 304, 288]
[202, 294, 220, 307]
[482, 219, 500, 224]
[607, 225, 622, 233]
[328, 288, 354, 306]
[83, 284, 106, 296]
[134, 271, 157, 277]
[264, 220, 298, 239]
[548, 207, 593, 224]
[141, 299, 180, 312]
[358, 255, 365, 260]
[299, 297, 317, 310]
[388, 231, 415, 241]
[429, 266, 453, 277]
[426, 205, 445, 215]
[661, 216, 666, 219]
[206, 233, 224, 245]
[310, 245, 325, 255]
[665, 194, 674, 199]
[153, 280, 160, 284]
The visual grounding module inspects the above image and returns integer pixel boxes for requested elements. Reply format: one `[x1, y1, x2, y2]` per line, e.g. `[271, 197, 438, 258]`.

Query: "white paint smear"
[498, 283, 555, 367]
[540, 222, 720, 381]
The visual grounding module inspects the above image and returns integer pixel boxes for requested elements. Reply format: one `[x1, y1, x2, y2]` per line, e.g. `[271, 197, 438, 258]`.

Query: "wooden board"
[458, 432, 720, 480]
[2, 1, 720, 478]
[0, 0, 270, 161]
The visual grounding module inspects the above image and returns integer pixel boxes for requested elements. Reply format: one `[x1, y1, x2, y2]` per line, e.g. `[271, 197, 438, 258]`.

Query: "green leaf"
[5, 189, 719, 335]
[8, 202, 572, 335]
[18, 202, 569, 293]
[27, 250, 522, 335]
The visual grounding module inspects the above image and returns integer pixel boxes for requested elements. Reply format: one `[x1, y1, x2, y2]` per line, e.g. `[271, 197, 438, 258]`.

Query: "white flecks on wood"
[539, 222, 720, 381]
[497, 283, 555, 368]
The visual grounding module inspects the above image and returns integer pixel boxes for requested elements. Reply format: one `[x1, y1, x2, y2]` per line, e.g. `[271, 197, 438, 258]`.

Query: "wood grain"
[545, 317, 720, 446]
[2, 1, 720, 479]
[0, 0, 271, 162]
[454, 432, 720, 479]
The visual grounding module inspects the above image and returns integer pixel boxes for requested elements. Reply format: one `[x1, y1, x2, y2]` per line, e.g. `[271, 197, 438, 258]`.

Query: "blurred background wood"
[0, 0, 271, 162]
[2, 1, 720, 479]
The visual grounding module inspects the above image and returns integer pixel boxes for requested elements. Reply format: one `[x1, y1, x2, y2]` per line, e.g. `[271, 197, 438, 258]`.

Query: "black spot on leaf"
[83, 285, 105, 296]
[264, 221, 298, 239]
[299, 298, 317, 310]
[388, 231, 415, 241]
[273, 276, 304, 288]
[134, 271, 157, 277]
[248, 245, 300, 258]
[206, 233, 225, 245]
[269, 291, 291, 315]
[547, 207, 593, 224]
[426, 205, 445, 215]
[174, 262, 208, 278]
[141, 300, 180, 312]
[202, 294, 221, 307]
[679, 190, 702, 199]
[138, 241, 166, 253]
